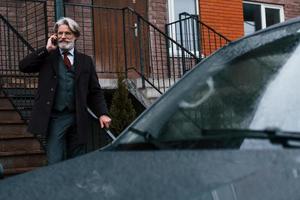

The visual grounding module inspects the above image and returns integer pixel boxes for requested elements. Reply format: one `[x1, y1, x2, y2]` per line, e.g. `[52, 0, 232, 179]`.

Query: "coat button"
[50, 88, 54, 92]
[53, 76, 57, 79]
[46, 101, 50, 105]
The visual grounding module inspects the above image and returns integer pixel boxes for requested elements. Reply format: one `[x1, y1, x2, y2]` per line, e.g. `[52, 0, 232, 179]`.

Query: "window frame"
[168, 0, 199, 23]
[243, 1, 285, 34]
[167, 0, 200, 57]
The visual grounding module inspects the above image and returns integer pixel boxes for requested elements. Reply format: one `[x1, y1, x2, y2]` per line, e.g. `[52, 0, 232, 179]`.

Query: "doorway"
[93, 0, 148, 77]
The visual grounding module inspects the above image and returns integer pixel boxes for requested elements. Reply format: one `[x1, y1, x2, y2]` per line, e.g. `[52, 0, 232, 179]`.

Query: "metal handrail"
[179, 12, 231, 43]
[87, 108, 117, 141]
[0, 0, 47, 121]
[0, 14, 38, 121]
[63, 3, 200, 62]
[165, 12, 231, 59]
[122, 7, 200, 93]
[127, 67, 163, 95]
[0, 15, 35, 52]
[125, 8, 200, 61]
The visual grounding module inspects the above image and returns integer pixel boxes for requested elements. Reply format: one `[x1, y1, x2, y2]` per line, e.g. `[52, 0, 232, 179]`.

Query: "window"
[168, 0, 198, 22]
[243, 2, 284, 35]
[167, 0, 200, 56]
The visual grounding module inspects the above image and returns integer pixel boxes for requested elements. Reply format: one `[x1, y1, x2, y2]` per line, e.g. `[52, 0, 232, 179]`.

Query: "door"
[93, 0, 148, 78]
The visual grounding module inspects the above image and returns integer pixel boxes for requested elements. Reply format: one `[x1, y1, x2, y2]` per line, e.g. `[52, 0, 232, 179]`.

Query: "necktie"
[63, 52, 72, 70]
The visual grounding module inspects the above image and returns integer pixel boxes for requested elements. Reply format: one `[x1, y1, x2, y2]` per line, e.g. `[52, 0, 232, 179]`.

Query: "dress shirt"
[59, 48, 74, 66]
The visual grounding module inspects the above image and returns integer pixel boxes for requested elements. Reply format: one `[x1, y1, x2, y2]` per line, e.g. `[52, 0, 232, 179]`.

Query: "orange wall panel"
[199, 0, 244, 41]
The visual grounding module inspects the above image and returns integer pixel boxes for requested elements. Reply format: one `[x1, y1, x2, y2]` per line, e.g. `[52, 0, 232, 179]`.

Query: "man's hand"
[99, 115, 112, 129]
[46, 34, 58, 52]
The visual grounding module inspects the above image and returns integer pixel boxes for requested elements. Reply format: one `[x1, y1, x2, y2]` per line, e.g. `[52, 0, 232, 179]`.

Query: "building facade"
[2, 0, 300, 79]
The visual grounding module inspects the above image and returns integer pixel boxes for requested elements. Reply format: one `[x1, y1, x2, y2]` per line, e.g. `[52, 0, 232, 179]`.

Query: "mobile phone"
[51, 37, 57, 46]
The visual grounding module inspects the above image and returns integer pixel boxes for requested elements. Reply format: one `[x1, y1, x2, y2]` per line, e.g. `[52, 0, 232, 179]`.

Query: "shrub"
[109, 75, 136, 135]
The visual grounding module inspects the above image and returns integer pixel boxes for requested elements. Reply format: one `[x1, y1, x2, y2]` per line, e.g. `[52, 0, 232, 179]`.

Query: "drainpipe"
[0, 163, 3, 179]
[55, 0, 64, 20]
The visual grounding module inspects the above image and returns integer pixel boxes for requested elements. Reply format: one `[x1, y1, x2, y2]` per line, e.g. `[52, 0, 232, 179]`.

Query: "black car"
[1, 17, 300, 200]
[111, 17, 300, 152]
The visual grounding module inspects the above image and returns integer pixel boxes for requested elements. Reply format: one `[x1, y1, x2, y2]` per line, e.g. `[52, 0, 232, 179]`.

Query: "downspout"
[0, 163, 3, 179]
[55, 0, 64, 20]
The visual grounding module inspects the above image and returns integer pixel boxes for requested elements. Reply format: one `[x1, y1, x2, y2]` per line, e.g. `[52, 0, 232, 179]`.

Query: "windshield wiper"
[123, 127, 300, 149]
[125, 127, 174, 150]
[200, 128, 300, 148]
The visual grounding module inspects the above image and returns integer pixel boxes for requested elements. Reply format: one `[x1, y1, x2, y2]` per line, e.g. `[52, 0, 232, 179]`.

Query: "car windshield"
[116, 19, 300, 148]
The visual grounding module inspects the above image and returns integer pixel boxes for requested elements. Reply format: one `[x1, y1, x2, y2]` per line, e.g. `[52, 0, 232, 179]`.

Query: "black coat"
[19, 47, 108, 143]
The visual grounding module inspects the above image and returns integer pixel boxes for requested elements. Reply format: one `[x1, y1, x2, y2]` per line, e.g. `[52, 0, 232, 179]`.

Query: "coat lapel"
[51, 49, 60, 75]
[74, 49, 83, 81]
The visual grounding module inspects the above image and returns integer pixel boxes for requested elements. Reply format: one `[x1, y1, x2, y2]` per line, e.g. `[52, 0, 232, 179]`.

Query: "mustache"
[58, 41, 75, 50]
[59, 40, 71, 44]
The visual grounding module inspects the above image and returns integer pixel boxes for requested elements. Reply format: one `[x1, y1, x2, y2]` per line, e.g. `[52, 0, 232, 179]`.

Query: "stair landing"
[0, 93, 47, 178]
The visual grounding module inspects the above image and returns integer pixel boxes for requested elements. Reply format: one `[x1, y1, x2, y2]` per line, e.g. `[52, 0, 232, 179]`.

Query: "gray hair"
[53, 17, 80, 37]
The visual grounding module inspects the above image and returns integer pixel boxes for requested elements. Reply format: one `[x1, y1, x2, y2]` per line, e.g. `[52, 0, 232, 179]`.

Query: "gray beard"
[58, 41, 75, 51]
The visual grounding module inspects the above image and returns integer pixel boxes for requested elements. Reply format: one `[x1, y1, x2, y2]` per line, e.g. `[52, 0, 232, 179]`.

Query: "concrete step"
[0, 92, 46, 178]
[135, 78, 178, 89]
[0, 137, 43, 153]
[0, 150, 46, 169]
[0, 122, 28, 135]
[0, 132, 33, 140]
[0, 119, 24, 124]
[139, 87, 163, 99]
[0, 98, 14, 109]
[0, 88, 36, 98]
[1, 82, 36, 89]
[129, 78, 179, 100]
[0, 109, 22, 121]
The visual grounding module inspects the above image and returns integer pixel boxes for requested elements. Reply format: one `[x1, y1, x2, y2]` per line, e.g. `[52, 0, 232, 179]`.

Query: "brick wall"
[145, 0, 167, 79]
[148, 0, 168, 30]
[1, 0, 52, 49]
[46, 0, 55, 36]
[249, 0, 300, 20]
[64, 0, 94, 59]
[0, 0, 50, 76]
[199, 0, 244, 41]
[22, 1, 49, 49]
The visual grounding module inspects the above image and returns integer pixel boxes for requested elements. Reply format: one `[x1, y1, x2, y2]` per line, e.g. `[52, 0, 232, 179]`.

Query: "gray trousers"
[46, 111, 86, 165]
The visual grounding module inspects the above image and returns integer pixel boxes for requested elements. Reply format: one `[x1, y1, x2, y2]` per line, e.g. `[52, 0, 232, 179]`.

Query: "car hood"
[1, 150, 300, 199]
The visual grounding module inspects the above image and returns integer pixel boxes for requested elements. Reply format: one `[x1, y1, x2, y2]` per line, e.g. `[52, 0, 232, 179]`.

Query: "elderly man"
[19, 17, 111, 164]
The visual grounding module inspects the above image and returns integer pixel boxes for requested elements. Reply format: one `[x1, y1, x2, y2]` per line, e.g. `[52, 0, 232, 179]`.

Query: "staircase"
[0, 1, 231, 179]
[0, 91, 47, 178]
[125, 77, 179, 107]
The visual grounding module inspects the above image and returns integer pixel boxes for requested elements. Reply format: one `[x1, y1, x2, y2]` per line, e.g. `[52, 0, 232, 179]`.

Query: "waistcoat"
[53, 57, 75, 112]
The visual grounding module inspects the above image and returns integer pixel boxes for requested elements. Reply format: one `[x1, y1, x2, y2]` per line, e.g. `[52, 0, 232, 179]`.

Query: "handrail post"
[179, 14, 186, 74]
[195, 15, 201, 58]
[165, 25, 171, 78]
[137, 16, 145, 88]
[122, 9, 128, 79]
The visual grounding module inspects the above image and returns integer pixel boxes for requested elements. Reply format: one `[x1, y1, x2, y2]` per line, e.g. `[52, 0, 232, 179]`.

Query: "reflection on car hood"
[1, 150, 300, 199]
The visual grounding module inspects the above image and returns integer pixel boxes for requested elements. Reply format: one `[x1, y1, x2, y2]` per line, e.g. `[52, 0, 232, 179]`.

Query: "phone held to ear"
[51, 38, 57, 46]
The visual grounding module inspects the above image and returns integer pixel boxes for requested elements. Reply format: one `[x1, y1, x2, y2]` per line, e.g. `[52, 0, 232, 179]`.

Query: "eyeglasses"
[57, 31, 74, 38]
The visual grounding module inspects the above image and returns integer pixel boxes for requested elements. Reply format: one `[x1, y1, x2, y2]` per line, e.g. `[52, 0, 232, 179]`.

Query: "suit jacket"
[19, 47, 108, 144]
